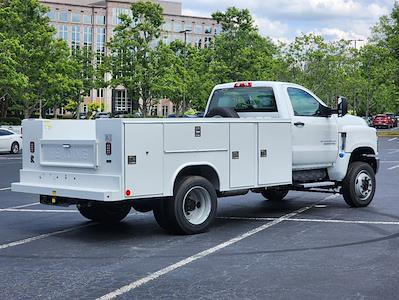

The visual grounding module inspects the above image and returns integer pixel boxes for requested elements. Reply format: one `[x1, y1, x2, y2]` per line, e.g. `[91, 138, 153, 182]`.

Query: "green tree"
[0, 0, 82, 118]
[105, 0, 164, 117]
[364, 3, 399, 114]
[210, 7, 280, 84]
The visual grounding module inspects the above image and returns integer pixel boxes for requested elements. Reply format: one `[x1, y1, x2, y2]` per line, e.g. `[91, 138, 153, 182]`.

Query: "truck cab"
[205, 81, 378, 185]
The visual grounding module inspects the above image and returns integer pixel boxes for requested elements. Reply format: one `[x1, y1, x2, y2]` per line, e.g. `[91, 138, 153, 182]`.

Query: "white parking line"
[388, 150, 399, 155]
[0, 208, 77, 213]
[97, 205, 315, 300]
[0, 157, 22, 160]
[0, 224, 93, 251]
[218, 216, 399, 226]
[0, 203, 40, 210]
[388, 138, 398, 142]
[388, 165, 399, 170]
[0, 187, 11, 191]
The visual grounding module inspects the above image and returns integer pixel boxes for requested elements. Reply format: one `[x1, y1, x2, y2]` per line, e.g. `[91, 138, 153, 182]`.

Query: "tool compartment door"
[229, 123, 257, 189]
[258, 122, 292, 186]
[124, 123, 164, 197]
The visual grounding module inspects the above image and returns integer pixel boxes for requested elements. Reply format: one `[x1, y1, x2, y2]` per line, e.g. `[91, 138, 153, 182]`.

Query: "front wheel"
[261, 187, 289, 201]
[154, 176, 217, 235]
[77, 202, 131, 223]
[342, 162, 376, 207]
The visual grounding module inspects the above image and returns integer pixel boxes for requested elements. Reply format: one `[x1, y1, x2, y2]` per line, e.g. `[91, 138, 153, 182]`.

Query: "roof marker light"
[234, 82, 252, 88]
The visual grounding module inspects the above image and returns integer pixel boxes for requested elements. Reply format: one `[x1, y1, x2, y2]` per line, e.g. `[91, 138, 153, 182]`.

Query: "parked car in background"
[386, 113, 398, 127]
[0, 128, 22, 154]
[79, 113, 88, 120]
[93, 112, 111, 119]
[373, 114, 394, 129]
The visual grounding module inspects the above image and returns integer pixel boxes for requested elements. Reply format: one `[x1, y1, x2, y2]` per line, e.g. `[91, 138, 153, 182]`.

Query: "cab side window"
[287, 87, 321, 117]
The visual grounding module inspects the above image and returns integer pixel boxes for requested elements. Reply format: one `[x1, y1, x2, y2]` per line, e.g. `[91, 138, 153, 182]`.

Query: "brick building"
[41, 0, 221, 117]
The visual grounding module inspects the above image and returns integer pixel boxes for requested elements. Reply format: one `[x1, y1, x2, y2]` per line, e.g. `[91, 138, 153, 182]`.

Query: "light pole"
[179, 29, 191, 115]
[348, 39, 364, 50]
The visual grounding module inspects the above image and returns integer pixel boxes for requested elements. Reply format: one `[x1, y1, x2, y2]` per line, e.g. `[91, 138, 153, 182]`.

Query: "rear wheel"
[261, 187, 289, 201]
[342, 162, 376, 207]
[77, 202, 131, 223]
[10, 142, 19, 154]
[153, 176, 217, 235]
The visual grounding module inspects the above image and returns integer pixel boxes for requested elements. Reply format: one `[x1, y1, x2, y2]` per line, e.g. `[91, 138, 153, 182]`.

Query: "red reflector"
[106, 142, 112, 155]
[234, 82, 252, 88]
[125, 189, 132, 197]
[30, 142, 35, 153]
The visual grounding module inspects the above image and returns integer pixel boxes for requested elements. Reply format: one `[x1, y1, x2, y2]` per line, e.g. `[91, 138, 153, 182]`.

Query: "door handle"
[294, 122, 305, 127]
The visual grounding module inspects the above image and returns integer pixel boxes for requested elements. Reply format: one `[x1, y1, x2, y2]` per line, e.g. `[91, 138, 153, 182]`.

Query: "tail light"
[234, 82, 252, 88]
[125, 189, 132, 197]
[30, 142, 35, 153]
[105, 142, 112, 155]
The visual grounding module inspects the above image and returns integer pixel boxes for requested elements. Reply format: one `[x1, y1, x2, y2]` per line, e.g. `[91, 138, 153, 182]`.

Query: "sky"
[180, 0, 397, 45]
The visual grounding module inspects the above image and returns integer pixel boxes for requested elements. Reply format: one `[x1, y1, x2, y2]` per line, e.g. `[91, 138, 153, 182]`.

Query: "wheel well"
[174, 165, 220, 192]
[349, 147, 377, 173]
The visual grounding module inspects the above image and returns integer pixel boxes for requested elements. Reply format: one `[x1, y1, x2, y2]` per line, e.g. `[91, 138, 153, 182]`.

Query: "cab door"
[286, 87, 338, 170]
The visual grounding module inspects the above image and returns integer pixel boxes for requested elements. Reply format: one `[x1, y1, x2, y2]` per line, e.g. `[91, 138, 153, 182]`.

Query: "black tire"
[10, 142, 19, 154]
[261, 188, 289, 201]
[77, 202, 131, 223]
[154, 176, 217, 235]
[205, 107, 239, 118]
[342, 162, 376, 208]
[153, 199, 172, 230]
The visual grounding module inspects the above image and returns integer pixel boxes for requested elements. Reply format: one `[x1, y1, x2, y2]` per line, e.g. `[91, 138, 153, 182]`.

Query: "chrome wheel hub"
[354, 171, 373, 200]
[183, 186, 211, 225]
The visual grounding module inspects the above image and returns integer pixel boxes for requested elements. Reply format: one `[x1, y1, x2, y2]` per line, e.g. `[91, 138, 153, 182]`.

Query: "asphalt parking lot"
[0, 137, 398, 300]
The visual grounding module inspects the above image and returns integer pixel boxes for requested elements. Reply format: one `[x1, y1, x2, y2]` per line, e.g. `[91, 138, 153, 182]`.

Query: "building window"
[173, 105, 177, 113]
[59, 107, 65, 116]
[162, 105, 169, 117]
[184, 24, 192, 31]
[151, 105, 158, 116]
[163, 22, 172, 31]
[82, 104, 88, 113]
[173, 22, 182, 32]
[59, 11, 69, 22]
[47, 10, 56, 21]
[97, 89, 104, 98]
[194, 25, 202, 34]
[195, 37, 202, 48]
[84, 27, 92, 48]
[112, 90, 131, 113]
[204, 26, 212, 34]
[83, 14, 92, 24]
[215, 25, 222, 35]
[112, 8, 132, 25]
[96, 27, 106, 64]
[72, 13, 81, 23]
[96, 15, 106, 25]
[72, 25, 81, 50]
[204, 37, 212, 48]
[59, 25, 68, 41]
[47, 108, 54, 115]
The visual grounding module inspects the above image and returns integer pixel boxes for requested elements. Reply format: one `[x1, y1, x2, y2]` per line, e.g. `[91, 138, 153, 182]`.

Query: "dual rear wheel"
[153, 176, 217, 235]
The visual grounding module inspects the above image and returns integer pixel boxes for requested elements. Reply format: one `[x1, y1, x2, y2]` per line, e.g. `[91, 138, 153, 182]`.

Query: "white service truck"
[12, 81, 379, 234]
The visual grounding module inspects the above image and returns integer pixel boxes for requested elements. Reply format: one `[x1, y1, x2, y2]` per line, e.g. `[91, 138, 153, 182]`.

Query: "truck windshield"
[208, 87, 278, 112]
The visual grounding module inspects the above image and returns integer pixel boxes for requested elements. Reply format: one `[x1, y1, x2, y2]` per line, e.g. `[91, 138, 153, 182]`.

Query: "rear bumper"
[12, 182, 121, 202]
[11, 170, 123, 202]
